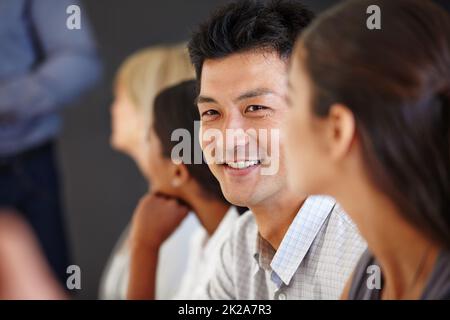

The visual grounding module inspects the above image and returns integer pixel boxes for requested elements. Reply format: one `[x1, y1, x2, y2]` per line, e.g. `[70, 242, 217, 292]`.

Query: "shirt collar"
[252, 196, 336, 286]
[271, 196, 335, 285]
[253, 235, 276, 271]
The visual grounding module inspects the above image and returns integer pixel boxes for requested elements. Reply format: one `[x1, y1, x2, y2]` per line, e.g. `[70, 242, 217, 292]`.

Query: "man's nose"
[222, 112, 250, 147]
[222, 110, 245, 130]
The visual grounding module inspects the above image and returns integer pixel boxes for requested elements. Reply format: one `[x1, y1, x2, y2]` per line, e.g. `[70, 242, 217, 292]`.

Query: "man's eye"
[246, 105, 267, 112]
[201, 109, 220, 120]
[202, 110, 219, 116]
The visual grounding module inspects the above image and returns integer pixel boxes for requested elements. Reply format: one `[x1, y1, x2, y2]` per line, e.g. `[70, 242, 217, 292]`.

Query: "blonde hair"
[115, 43, 195, 123]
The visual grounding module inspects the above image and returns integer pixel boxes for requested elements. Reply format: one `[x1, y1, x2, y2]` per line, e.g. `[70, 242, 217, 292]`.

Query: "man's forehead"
[202, 51, 286, 77]
[199, 51, 288, 100]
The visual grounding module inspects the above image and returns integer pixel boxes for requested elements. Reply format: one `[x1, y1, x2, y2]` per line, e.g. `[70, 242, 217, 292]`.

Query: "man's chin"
[222, 191, 252, 207]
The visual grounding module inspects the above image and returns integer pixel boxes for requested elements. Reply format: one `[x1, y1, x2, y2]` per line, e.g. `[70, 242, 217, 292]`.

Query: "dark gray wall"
[57, 0, 339, 299]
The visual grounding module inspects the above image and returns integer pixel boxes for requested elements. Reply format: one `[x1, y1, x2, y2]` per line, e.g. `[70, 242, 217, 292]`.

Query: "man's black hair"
[188, 0, 315, 79]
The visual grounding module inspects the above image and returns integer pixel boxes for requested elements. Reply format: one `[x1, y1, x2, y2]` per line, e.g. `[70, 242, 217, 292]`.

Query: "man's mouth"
[224, 160, 261, 170]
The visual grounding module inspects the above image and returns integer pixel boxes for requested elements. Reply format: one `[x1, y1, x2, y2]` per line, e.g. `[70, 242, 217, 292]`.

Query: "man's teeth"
[226, 160, 260, 169]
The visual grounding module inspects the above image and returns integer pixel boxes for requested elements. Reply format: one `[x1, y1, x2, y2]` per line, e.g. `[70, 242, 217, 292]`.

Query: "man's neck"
[250, 189, 306, 250]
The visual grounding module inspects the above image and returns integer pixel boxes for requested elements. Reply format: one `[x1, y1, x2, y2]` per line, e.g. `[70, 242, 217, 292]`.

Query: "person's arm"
[127, 193, 189, 300]
[0, 210, 66, 300]
[0, 0, 101, 119]
[127, 242, 159, 300]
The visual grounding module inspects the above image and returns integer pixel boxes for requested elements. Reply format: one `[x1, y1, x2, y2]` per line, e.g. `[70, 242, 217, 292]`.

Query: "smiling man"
[188, 0, 367, 299]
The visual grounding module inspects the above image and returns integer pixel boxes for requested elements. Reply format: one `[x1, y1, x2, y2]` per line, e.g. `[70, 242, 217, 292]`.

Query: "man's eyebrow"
[195, 95, 217, 105]
[234, 88, 278, 103]
[195, 88, 279, 105]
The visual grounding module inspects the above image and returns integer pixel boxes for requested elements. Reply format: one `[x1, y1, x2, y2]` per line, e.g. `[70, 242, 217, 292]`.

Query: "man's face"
[197, 51, 290, 207]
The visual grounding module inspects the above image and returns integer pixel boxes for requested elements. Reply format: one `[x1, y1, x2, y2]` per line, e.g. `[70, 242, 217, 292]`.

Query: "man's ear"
[327, 104, 356, 160]
[171, 163, 190, 188]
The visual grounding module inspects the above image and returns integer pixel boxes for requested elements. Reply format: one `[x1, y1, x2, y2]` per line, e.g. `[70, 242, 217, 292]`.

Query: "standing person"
[0, 0, 101, 284]
[285, 0, 450, 299]
[188, 0, 366, 299]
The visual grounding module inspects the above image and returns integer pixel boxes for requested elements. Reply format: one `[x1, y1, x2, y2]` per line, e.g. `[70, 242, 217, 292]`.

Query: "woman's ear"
[171, 163, 190, 188]
[327, 103, 356, 161]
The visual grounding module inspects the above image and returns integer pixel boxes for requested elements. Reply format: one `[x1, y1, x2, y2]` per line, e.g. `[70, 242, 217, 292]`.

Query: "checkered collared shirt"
[204, 196, 367, 300]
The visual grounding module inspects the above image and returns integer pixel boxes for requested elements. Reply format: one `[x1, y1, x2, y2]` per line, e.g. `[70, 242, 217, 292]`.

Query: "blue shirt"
[0, 0, 101, 156]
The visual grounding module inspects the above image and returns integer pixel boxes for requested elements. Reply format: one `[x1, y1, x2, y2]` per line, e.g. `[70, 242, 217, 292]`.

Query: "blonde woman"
[110, 43, 195, 176]
[99, 43, 200, 300]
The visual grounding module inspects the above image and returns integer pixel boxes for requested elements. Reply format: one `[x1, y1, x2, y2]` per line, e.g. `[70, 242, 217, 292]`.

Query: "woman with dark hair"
[285, 0, 450, 299]
[127, 80, 240, 299]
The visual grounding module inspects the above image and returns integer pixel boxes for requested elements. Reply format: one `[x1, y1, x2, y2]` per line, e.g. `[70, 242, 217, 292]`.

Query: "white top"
[174, 206, 239, 299]
[99, 213, 201, 300]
